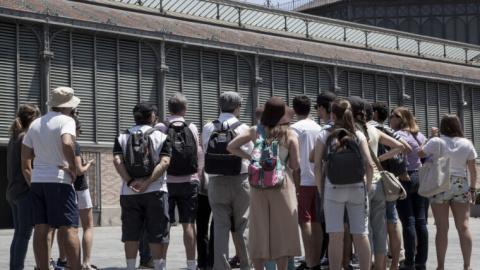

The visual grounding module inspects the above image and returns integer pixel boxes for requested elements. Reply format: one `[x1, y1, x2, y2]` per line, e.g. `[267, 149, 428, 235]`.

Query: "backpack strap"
[256, 124, 267, 140]
[212, 120, 222, 132]
[144, 128, 158, 136]
[229, 121, 243, 133]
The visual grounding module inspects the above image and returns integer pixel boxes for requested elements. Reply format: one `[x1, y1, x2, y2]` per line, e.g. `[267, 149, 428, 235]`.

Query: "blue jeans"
[396, 171, 428, 267]
[139, 228, 152, 263]
[9, 193, 33, 270]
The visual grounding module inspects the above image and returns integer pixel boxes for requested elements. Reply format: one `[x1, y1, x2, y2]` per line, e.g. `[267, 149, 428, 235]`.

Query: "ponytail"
[8, 104, 41, 139]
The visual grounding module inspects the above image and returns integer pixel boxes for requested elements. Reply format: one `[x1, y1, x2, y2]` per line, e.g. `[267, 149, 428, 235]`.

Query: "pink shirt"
[155, 116, 201, 183]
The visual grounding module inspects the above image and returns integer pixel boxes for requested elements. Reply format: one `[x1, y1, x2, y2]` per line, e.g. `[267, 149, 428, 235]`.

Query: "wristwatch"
[127, 178, 135, 187]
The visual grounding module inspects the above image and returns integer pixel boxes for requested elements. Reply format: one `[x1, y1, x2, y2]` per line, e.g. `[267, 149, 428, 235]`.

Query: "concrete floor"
[1, 217, 480, 269]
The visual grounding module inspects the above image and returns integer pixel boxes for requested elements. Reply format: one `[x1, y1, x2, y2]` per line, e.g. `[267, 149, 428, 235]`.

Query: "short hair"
[168, 92, 188, 115]
[133, 102, 155, 125]
[292, 95, 311, 116]
[316, 92, 337, 112]
[440, 114, 465, 138]
[372, 102, 389, 122]
[219, 91, 242, 113]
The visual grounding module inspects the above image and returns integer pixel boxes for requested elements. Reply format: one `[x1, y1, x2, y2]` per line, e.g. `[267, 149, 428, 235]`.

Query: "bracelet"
[469, 187, 476, 192]
[127, 178, 135, 187]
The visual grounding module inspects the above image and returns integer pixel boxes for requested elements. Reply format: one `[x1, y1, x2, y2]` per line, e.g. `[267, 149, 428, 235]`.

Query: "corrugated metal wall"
[0, 21, 479, 156]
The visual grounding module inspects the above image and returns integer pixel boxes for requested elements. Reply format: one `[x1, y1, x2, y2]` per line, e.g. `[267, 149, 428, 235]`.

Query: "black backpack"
[164, 120, 198, 176]
[124, 128, 158, 178]
[375, 124, 406, 176]
[204, 120, 243, 175]
[323, 128, 366, 185]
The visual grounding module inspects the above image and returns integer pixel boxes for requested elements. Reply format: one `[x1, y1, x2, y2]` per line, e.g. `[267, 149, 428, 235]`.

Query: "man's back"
[291, 118, 321, 186]
[23, 111, 76, 184]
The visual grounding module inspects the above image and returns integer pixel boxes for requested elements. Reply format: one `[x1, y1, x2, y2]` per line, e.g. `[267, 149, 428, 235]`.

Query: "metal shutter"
[96, 37, 118, 143]
[72, 33, 95, 142]
[289, 63, 304, 104]
[165, 46, 181, 115]
[19, 25, 41, 107]
[337, 71, 348, 98]
[404, 79, 414, 111]
[426, 82, 439, 137]
[438, 83, 450, 116]
[272, 61, 288, 105]
[238, 56, 253, 126]
[376, 75, 389, 103]
[450, 85, 460, 116]
[0, 22, 17, 138]
[349, 71, 362, 97]
[388, 77, 400, 110]
[305, 65, 319, 122]
[259, 59, 272, 106]
[472, 88, 480, 154]
[119, 39, 139, 130]
[414, 80, 428, 135]
[220, 53, 237, 93]
[140, 43, 158, 108]
[182, 49, 201, 129]
[464, 87, 473, 142]
[50, 31, 70, 89]
[363, 73, 376, 102]
[319, 68, 331, 93]
[201, 51, 220, 124]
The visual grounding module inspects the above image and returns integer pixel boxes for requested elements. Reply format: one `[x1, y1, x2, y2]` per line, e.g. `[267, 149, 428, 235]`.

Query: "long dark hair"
[439, 114, 465, 138]
[351, 105, 370, 142]
[328, 98, 358, 141]
[8, 104, 41, 139]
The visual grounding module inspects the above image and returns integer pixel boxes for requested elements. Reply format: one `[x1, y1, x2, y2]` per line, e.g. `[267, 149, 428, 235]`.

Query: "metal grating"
[108, 0, 480, 63]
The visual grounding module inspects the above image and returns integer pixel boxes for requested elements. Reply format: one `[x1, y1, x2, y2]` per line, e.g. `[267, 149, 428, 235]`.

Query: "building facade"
[0, 0, 479, 227]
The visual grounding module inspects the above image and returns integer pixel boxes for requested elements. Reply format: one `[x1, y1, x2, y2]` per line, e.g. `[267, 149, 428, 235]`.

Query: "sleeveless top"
[6, 132, 29, 201]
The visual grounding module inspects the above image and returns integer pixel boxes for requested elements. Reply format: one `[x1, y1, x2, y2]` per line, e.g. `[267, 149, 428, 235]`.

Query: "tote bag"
[418, 138, 451, 197]
[369, 147, 407, 201]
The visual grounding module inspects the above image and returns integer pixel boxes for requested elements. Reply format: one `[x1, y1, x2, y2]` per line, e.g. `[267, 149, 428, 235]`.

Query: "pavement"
[1, 217, 480, 269]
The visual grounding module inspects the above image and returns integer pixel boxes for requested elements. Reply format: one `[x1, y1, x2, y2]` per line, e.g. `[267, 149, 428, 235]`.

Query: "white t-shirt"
[113, 125, 171, 195]
[422, 136, 477, 178]
[23, 112, 76, 184]
[317, 129, 366, 187]
[291, 118, 322, 186]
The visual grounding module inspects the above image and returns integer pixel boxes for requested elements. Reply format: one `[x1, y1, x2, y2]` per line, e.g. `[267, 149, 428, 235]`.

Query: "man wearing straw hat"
[22, 87, 81, 270]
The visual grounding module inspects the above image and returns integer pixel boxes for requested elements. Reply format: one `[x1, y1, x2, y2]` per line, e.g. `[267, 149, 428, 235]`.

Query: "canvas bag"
[418, 138, 451, 197]
[248, 125, 286, 189]
[369, 147, 407, 201]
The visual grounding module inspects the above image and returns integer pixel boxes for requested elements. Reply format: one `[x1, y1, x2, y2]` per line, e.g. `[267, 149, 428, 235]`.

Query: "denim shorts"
[30, 183, 79, 228]
[385, 200, 398, 223]
[429, 175, 472, 204]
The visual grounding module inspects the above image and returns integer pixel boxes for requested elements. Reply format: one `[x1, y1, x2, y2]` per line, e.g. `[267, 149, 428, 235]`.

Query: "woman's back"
[6, 132, 29, 201]
[423, 136, 477, 177]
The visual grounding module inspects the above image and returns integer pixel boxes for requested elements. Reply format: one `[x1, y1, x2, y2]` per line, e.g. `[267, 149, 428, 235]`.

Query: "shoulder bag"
[418, 138, 451, 197]
[369, 147, 407, 201]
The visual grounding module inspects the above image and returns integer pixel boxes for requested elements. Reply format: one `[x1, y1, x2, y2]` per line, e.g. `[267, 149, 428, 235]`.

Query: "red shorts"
[297, 185, 317, 223]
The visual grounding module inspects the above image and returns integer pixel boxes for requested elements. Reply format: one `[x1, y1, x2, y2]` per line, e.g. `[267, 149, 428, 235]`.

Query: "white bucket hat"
[46, 87, 81, 108]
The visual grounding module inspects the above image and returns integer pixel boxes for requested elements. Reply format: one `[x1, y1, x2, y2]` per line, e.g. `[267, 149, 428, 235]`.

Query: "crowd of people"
[6, 86, 478, 270]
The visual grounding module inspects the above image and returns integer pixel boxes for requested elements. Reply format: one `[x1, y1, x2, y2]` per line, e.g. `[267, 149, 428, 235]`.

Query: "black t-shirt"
[74, 142, 89, 191]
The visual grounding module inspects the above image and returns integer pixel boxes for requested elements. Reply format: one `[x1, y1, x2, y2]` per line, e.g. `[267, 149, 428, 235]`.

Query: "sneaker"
[51, 259, 64, 270]
[351, 253, 359, 264]
[139, 259, 154, 269]
[56, 258, 67, 268]
[319, 256, 329, 266]
[311, 265, 321, 270]
[343, 265, 354, 270]
[228, 256, 240, 268]
[296, 262, 310, 270]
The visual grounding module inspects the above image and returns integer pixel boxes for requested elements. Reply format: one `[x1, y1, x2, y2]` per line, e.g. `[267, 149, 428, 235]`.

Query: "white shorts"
[323, 185, 369, 235]
[76, 189, 93, 210]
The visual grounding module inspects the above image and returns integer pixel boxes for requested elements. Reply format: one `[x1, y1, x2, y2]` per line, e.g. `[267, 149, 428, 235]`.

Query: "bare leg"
[125, 241, 139, 260]
[79, 208, 94, 267]
[451, 201, 472, 270]
[33, 224, 54, 270]
[181, 223, 196, 260]
[328, 232, 344, 270]
[149, 243, 166, 260]
[300, 222, 321, 267]
[60, 226, 81, 270]
[253, 258, 266, 270]
[431, 203, 449, 270]
[312, 222, 323, 266]
[57, 228, 67, 261]
[276, 256, 289, 270]
[342, 224, 352, 268]
[352, 234, 371, 270]
[387, 222, 401, 270]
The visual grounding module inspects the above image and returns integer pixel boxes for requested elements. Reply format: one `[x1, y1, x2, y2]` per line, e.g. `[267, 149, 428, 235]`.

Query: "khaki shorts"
[429, 176, 472, 204]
